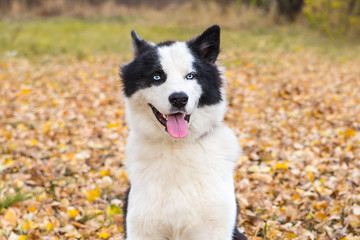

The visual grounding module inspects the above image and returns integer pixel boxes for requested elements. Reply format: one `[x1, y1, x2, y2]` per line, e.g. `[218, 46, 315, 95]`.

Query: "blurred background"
[0, 0, 360, 60]
[1, 1, 360, 240]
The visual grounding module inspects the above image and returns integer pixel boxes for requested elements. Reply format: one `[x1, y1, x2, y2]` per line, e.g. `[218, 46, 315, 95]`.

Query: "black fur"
[131, 30, 154, 57]
[121, 48, 167, 97]
[192, 59, 222, 106]
[187, 25, 220, 64]
[122, 186, 131, 239]
[233, 228, 248, 240]
[233, 200, 248, 240]
[187, 25, 222, 106]
[121, 26, 247, 240]
[157, 40, 176, 47]
[120, 25, 223, 107]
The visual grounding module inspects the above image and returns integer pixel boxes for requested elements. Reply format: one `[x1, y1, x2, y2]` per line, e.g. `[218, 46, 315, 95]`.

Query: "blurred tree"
[304, 0, 360, 36]
[0, 0, 358, 36]
[25, 0, 42, 9]
[0, 0, 12, 12]
[232, 0, 304, 21]
[277, 0, 304, 21]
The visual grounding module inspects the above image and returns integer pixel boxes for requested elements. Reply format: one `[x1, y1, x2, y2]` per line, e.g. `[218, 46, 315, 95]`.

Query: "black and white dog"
[120, 25, 247, 240]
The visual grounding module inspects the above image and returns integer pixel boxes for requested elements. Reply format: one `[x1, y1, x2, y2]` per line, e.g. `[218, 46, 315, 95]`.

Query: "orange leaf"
[345, 128, 355, 137]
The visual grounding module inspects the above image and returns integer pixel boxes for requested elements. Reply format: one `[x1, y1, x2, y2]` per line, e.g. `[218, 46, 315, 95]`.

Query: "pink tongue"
[166, 113, 188, 138]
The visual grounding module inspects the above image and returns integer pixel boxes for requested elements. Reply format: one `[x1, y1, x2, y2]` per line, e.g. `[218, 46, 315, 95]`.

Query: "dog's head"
[120, 25, 227, 141]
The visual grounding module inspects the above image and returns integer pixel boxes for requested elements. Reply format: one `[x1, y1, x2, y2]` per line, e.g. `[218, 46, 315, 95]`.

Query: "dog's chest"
[128, 138, 234, 199]
[125, 126, 240, 235]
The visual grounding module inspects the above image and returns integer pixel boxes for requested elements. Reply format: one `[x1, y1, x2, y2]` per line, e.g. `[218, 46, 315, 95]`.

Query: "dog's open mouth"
[149, 104, 190, 138]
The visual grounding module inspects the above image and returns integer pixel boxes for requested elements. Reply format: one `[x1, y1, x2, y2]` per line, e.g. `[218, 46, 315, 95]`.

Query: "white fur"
[124, 43, 241, 240]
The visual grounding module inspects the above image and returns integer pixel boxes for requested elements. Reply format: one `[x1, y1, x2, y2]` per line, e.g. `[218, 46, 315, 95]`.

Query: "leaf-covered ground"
[1, 36, 360, 239]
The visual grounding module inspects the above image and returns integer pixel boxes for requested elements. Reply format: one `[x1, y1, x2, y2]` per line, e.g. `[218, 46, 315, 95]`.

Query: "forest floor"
[1, 17, 360, 240]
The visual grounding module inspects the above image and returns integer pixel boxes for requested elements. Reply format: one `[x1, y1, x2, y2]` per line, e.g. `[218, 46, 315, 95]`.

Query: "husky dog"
[120, 25, 247, 240]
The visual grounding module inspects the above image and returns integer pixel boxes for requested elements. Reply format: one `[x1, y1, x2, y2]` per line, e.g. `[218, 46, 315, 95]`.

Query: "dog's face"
[120, 25, 226, 140]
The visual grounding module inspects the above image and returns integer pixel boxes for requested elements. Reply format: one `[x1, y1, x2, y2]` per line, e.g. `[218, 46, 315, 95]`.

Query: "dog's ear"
[131, 30, 152, 57]
[187, 25, 220, 63]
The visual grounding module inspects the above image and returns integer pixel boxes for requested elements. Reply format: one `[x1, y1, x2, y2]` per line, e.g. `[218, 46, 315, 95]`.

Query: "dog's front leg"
[182, 223, 233, 240]
[126, 216, 164, 240]
[126, 226, 160, 240]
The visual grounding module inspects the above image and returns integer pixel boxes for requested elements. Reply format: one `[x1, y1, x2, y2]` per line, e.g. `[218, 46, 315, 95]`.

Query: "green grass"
[0, 188, 32, 210]
[0, 16, 359, 61]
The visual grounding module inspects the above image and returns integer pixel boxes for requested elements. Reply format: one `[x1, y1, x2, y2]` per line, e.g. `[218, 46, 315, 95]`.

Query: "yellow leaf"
[100, 169, 110, 177]
[286, 233, 297, 238]
[43, 122, 51, 134]
[28, 206, 36, 212]
[5, 158, 12, 165]
[116, 109, 124, 116]
[67, 208, 79, 218]
[107, 122, 120, 129]
[309, 172, 314, 183]
[2, 130, 12, 138]
[291, 192, 300, 201]
[17, 236, 27, 240]
[106, 204, 123, 218]
[57, 144, 67, 151]
[86, 187, 100, 202]
[46, 222, 53, 231]
[98, 230, 111, 239]
[345, 128, 355, 137]
[30, 139, 38, 146]
[20, 89, 31, 95]
[313, 201, 327, 210]
[274, 163, 288, 170]
[23, 221, 32, 230]
[120, 171, 128, 181]
[314, 211, 328, 221]
[86, 110, 94, 116]
[4, 208, 17, 225]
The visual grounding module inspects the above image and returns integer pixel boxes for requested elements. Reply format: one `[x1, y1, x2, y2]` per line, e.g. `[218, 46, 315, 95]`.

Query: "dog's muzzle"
[148, 104, 191, 138]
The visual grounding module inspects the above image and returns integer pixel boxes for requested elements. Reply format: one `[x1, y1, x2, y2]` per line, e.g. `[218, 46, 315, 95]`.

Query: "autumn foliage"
[0, 13, 360, 240]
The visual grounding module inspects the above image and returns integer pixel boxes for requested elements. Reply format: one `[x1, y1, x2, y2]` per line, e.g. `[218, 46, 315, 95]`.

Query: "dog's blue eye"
[153, 75, 161, 81]
[186, 73, 195, 80]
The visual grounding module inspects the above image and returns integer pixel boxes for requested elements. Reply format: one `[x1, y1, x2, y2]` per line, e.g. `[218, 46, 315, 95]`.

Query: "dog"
[120, 25, 247, 240]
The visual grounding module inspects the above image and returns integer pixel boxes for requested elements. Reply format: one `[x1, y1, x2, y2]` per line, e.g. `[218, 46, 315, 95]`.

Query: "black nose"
[169, 92, 188, 109]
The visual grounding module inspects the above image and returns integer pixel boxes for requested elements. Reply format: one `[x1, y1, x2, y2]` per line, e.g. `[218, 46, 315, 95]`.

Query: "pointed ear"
[187, 25, 220, 63]
[131, 30, 152, 57]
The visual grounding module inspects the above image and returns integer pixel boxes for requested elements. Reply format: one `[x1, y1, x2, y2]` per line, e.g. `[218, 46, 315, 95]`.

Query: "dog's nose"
[169, 92, 188, 109]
